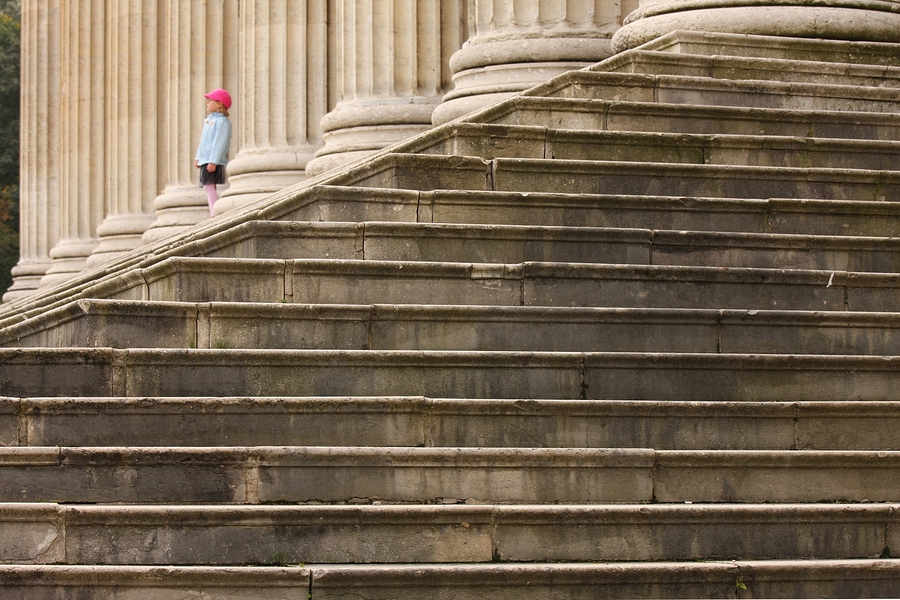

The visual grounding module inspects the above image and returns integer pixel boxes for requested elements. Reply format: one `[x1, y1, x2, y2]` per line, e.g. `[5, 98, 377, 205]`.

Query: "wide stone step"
[285, 186, 900, 238]
[482, 96, 900, 141]
[5, 348, 900, 401]
[153, 220, 900, 271]
[642, 30, 900, 67]
[8, 300, 900, 357]
[0, 566, 308, 599]
[3, 446, 900, 503]
[532, 70, 900, 113]
[417, 123, 900, 171]
[353, 154, 900, 202]
[601, 49, 900, 88]
[87, 257, 898, 311]
[4, 561, 900, 599]
[6, 396, 900, 451]
[4, 503, 895, 565]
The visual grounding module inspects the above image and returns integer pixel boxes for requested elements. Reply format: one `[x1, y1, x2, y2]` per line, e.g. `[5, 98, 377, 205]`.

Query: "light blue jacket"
[195, 112, 232, 166]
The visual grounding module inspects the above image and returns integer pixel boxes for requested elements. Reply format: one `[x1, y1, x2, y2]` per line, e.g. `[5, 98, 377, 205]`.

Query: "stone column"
[39, 0, 106, 289]
[87, 0, 161, 268]
[4, 0, 61, 301]
[142, 0, 239, 244]
[305, 0, 463, 177]
[612, 0, 900, 52]
[215, 0, 329, 211]
[432, 0, 635, 125]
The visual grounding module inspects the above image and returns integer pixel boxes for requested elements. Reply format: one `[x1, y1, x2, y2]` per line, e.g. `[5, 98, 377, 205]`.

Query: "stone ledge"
[418, 122, 900, 171]
[8, 349, 900, 400]
[4, 561, 899, 599]
[484, 95, 900, 141]
[309, 560, 900, 599]
[638, 30, 900, 66]
[8, 300, 900, 356]
[535, 70, 900, 114]
[4, 396, 900, 450]
[0, 503, 896, 565]
[2, 445, 900, 503]
[0, 565, 308, 599]
[600, 50, 900, 88]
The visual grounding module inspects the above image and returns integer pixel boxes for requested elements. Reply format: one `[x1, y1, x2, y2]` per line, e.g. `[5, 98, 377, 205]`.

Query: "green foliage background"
[0, 0, 19, 299]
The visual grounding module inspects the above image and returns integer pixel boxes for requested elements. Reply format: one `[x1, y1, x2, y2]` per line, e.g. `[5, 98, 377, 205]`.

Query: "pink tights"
[204, 184, 218, 216]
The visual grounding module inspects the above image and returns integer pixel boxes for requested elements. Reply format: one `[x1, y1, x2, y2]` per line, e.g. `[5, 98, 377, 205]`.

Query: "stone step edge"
[596, 49, 900, 86]
[209, 219, 900, 253]
[10, 348, 900, 400]
[2, 560, 899, 596]
[639, 29, 900, 65]
[4, 503, 896, 566]
[9, 299, 900, 348]
[469, 95, 900, 138]
[266, 186, 900, 239]
[420, 122, 900, 169]
[525, 69, 900, 107]
[81, 255, 899, 311]
[366, 152, 900, 182]
[5, 395, 900, 450]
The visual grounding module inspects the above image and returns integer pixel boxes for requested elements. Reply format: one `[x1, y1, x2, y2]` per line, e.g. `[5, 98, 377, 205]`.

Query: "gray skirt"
[199, 164, 226, 186]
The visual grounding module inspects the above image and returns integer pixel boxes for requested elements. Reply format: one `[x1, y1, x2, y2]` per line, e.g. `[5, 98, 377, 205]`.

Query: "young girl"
[195, 88, 233, 216]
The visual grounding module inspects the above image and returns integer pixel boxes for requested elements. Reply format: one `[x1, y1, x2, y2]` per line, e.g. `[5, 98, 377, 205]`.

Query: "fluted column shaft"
[305, 0, 463, 177]
[433, 0, 634, 125]
[4, 0, 61, 301]
[612, 0, 900, 52]
[142, 0, 239, 243]
[216, 0, 327, 211]
[40, 0, 106, 289]
[87, 0, 161, 267]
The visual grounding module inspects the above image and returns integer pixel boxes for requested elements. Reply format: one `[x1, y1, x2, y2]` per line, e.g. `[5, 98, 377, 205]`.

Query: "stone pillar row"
[6, 0, 59, 299]
[12, 0, 898, 300]
[38, 0, 106, 288]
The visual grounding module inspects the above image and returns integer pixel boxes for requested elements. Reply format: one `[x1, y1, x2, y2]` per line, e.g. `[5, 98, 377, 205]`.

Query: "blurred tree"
[0, 0, 19, 299]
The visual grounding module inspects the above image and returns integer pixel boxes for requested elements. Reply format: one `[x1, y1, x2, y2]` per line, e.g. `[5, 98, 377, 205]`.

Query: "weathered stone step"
[0, 566, 307, 599]
[642, 30, 900, 67]
[481, 96, 900, 141]
[355, 154, 900, 202]
[283, 186, 900, 238]
[8, 300, 900, 357]
[4, 503, 895, 565]
[418, 123, 900, 171]
[6, 396, 900, 451]
[3, 446, 900, 503]
[86, 257, 898, 311]
[158, 220, 900, 272]
[4, 561, 900, 599]
[601, 50, 900, 88]
[531, 70, 900, 113]
[5, 348, 900, 401]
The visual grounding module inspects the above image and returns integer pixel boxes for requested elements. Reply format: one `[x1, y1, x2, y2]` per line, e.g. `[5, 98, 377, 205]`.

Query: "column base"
[306, 100, 438, 177]
[612, 1, 900, 52]
[142, 186, 212, 246]
[39, 238, 98, 290]
[2, 260, 52, 303]
[217, 147, 318, 213]
[433, 36, 615, 126]
[86, 213, 155, 268]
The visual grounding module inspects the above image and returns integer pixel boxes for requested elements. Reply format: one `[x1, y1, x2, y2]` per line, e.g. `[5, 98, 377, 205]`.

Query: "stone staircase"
[3, 30, 900, 598]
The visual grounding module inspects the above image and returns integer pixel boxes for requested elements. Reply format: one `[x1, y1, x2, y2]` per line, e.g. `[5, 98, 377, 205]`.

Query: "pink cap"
[204, 88, 232, 109]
